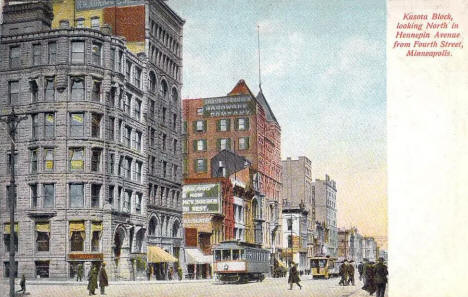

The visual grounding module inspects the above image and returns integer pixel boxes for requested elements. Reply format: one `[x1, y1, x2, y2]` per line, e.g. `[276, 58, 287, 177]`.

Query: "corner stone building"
[0, 1, 183, 280]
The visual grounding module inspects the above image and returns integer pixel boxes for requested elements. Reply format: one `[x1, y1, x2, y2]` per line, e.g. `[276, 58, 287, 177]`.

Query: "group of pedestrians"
[338, 260, 355, 286]
[87, 262, 109, 295]
[358, 257, 388, 297]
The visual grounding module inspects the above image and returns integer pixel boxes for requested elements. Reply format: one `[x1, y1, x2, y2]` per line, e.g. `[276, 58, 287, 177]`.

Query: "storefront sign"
[75, 0, 144, 11]
[68, 253, 103, 261]
[203, 96, 254, 117]
[182, 183, 221, 214]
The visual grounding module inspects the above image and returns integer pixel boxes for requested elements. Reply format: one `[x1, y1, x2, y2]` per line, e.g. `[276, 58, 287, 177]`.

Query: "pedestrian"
[16, 274, 26, 294]
[358, 262, 364, 281]
[87, 265, 98, 296]
[177, 266, 183, 281]
[362, 259, 369, 289]
[348, 261, 355, 286]
[77, 263, 84, 282]
[168, 266, 174, 280]
[363, 261, 376, 295]
[146, 264, 152, 281]
[99, 262, 109, 295]
[288, 262, 302, 290]
[339, 261, 348, 286]
[374, 258, 388, 297]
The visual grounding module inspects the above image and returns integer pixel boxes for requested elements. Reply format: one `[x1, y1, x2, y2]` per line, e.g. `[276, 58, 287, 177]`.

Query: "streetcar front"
[213, 247, 247, 283]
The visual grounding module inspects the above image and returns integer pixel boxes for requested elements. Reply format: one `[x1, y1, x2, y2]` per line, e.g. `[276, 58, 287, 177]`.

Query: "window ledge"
[26, 209, 57, 218]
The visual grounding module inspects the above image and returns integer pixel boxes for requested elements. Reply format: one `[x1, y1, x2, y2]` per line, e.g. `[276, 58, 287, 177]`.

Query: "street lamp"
[1, 107, 28, 297]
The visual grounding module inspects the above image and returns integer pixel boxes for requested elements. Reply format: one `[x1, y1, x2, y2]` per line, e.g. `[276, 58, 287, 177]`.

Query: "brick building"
[182, 80, 282, 251]
[0, 0, 184, 280]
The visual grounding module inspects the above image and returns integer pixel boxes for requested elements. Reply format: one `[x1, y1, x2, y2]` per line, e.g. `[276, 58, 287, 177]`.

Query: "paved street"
[0, 276, 388, 297]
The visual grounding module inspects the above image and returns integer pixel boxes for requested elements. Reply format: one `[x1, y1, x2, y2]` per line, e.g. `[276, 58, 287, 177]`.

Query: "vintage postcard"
[0, 0, 466, 297]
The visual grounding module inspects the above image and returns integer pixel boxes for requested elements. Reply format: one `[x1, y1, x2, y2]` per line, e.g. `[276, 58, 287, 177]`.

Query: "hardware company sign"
[182, 183, 221, 214]
[75, 0, 144, 11]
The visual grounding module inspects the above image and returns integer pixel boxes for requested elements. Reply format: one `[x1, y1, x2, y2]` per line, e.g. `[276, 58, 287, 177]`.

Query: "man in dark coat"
[339, 261, 348, 286]
[364, 261, 376, 295]
[17, 274, 26, 294]
[88, 265, 98, 295]
[348, 261, 355, 286]
[77, 264, 84, 282]
[358, 262, 364, 281]
[288, 263, 302, 290]
[374, 258, 388, 297]
[362, 259, 369, 288]
[99, 263, 109, 295]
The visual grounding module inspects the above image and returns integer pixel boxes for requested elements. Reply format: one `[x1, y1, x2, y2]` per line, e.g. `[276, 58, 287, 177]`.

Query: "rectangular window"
[125, 157, 132, 179]
[124, 190, 131, 212]
[30, 149, 38, 173]
[70, 113, 84, 137]
[149, 100, 155, 117]
[91, 184, 101, 208]
[124, 94, 131, 115]
[91, 80, 101, 102]
[69, 221, 85, 251]
[150, 128, 155, 146]
[10, 46, 20, 68]
[124, 126, 131, 147]
[126, 60, 132, 80]
[92, 43, 102, 66]
[44, 113, 55, 138]
[69, 184, 84, 208]
[173, 139, 177, 154]
[162, 161, 167, 178]
[3, 224, 18, 252]
[91, 113, 102, 138]
[196, 108, 203, 115]
[135, 161, 142, 183]
[151, 156, 156, 175]
[162, 133, 167, 150]
[195, 159, 207, 173]
[135, 193, 142, 213]
[117, 51, 123, 73]
[8, 81, 19, 105]
[218, 138, 231, 151]
[108, 185, 114, 208]
[48, 42, 56, 64]
[6, 154, 17, 175]
[133, 99, 141, 120]
[31, 184, 38, 208]
[134, 131, 142, 151]
[91, 149, 101, 172]
[43, 148, 54, 171]
[108, 153, 115, 175]
[107, 117, 115, 141]
[91, 222, 101, 252]
[33, 44, 41, 65]
[218, 119, 230, 131]
[134, 68, 142, 87]
[71, 77, 85, 101]
[162, 107, 167, 123]
[239, 137, 250, 150]
[71, 41, 85, 64]
[194, 120, 205, 132]
[44, 77, 55, 101]
[30, 80, 39, 102]
[173, 165, 178, 179]
[32, 113, 40, 139]
[35, 222, 50, 252]
[69, 147, 84, 170]
[91, 17, 100, 29]
[43, 184, 54, 208]
[195, 139, 207, 152]
[237, 118, 249, 131]
[76, 18, 84, 28]
[35, 261, 50, 278]
[173, 114, 177, 130]
[110, 48, 115, 71]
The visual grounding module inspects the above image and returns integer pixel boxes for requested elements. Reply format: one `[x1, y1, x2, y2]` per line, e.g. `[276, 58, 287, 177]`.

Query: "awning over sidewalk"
[276, 259, 287, 268]
[185, 248, 213, 265]
[147, 246, 178, 263]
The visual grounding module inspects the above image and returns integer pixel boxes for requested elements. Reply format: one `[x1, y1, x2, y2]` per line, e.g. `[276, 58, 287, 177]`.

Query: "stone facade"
[312, 175, 338, 257]
[280, 205, 309, 273]
[0, 0, 184, 280]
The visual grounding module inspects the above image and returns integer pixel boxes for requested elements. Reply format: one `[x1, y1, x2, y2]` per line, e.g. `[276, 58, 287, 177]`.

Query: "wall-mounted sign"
[203, 96, 255, 117]
[75, 0, 144, 11]
[68, 253, 103, 261]
[182, 183, 221, 214]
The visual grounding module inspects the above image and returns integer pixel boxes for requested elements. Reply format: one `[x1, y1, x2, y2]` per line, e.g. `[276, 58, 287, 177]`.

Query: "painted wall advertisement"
[182, 183, 221, 214]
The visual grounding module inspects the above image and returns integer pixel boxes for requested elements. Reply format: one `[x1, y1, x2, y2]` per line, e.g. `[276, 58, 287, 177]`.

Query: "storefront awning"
[147, 246, 178, 263]
[35, 222, 50, 232]
[185, 248, 212, 265]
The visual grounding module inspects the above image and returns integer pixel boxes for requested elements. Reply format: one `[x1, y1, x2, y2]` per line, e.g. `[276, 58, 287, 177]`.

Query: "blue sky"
[170, 0, 387, 240]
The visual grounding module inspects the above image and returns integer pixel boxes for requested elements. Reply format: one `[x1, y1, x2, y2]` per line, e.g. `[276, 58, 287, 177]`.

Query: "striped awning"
[185, 248, 212, 265]
[147, 246, 178, 263]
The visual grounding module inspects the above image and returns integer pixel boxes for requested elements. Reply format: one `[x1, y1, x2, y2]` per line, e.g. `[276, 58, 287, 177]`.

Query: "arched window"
[160, 79, 168, 97]
[135, 229, 145, 253]
[172, 221, 180, 238]
[171, 87, 178, 103]
[148, 217, 157, 236]
[149, 72, 156, 93]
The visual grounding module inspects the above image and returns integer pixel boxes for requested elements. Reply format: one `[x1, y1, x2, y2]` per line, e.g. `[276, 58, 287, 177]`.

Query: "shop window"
[91, 184, 101, 208]
[44, 113, 55, 138]
[91, 222, 102, 252]
[70, 77, 85, 101]
[69, 221, 85, 251]
[43, 184, 55, 208]
[69, 148, 84, 170]
[35, 222, 50, 252]
[70, 113, 84, 137]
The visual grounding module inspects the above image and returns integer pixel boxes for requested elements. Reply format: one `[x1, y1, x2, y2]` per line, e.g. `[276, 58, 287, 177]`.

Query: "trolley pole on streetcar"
[1, 108, 28, 297]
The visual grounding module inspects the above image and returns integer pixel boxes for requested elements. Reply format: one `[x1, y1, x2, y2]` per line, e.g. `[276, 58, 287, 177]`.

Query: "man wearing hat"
[339, 260, 348, 286]
[87, 265, 98, 295]
[348, 260, 355, 286]
[288, 262, 302, 290]
[99, 262, 109, 295]
[374, 257, 388, 297]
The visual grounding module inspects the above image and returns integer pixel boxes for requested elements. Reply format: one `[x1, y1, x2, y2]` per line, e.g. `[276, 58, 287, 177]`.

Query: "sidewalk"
[1, 278, 215, 286]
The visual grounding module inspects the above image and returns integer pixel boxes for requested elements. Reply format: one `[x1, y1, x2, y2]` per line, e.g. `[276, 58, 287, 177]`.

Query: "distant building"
[281, 204, 309, 273]
[281, 156, 315, 258]
[312, 175, 338, 257]
[363, 237, 378, 262]
[182, 80, 282, 252]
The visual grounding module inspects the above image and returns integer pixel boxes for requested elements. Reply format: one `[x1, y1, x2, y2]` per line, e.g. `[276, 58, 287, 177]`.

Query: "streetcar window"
[222, 249, 231, 260]
[215, 250, 221, 261]
[319, 260, 326, 268]
[240, 250, 245, 259]
[232, 249, 240, 260]
[311, 260, 318, 268]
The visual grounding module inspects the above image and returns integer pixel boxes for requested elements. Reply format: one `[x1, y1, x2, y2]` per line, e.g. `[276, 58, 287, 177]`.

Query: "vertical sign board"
[182, 183, 221, 214]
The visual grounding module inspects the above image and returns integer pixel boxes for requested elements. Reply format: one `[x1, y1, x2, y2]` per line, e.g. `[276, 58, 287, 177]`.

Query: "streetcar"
[213, 241, 270, 283]
[310, 256, 338, 279]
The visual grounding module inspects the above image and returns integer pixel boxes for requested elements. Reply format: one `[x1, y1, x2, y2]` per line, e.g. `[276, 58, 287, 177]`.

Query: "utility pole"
[0, 107, 28, 297]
